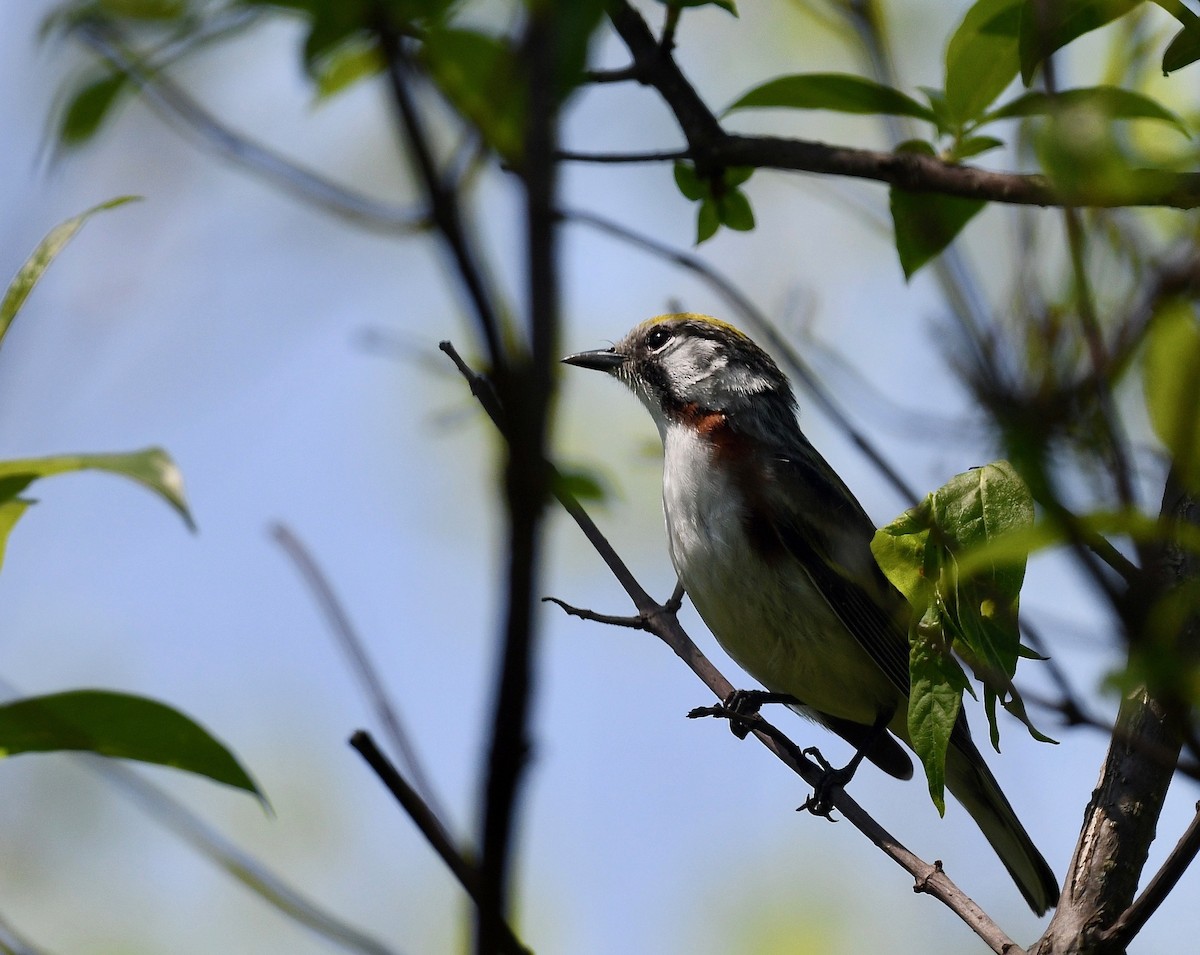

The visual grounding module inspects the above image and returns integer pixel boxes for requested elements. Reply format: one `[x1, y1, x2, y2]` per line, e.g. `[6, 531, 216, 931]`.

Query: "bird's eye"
[645, 327, 673, 351]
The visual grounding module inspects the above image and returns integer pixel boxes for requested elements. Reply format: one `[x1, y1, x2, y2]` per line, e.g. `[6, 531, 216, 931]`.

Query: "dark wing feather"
[765, 435, 914, 703]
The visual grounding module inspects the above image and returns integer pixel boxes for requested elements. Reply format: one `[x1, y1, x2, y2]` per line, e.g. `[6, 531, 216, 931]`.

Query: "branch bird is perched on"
[563, 313, 1059, 915]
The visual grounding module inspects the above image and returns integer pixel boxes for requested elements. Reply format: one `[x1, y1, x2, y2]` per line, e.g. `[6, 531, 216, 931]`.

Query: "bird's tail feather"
[945, 739, 1059, 916]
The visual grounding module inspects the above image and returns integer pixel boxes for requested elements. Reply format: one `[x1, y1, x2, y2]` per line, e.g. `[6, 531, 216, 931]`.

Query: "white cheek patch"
[666, 336, 774, 404]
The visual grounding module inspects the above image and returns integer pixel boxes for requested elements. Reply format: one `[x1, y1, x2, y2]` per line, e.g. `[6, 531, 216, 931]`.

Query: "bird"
[562, 312, 1059, 915]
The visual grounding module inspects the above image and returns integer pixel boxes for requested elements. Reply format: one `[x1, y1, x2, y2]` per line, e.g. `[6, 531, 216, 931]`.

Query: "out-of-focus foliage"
[0, 202, 264, 804]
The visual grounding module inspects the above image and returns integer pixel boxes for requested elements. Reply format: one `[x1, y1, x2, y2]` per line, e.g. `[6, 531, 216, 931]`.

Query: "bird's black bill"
[561, 348, 625, 372]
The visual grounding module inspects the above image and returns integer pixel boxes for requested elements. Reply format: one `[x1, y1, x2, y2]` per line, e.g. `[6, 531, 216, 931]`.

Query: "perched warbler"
[563, 313, 1058, 915]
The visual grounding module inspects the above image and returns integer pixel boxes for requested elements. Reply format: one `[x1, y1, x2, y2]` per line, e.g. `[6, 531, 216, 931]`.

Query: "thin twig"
[75, 23, 425, 234]
[372, 9, 506, 373]
[349, 732, 530, 955]
[270, 522, 450, 825]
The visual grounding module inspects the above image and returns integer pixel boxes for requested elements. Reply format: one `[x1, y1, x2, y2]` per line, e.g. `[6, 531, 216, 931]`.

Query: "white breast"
[658, 421, 899, 725]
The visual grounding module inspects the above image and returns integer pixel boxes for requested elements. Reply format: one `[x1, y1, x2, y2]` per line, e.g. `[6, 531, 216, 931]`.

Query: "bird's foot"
[797, 746, 855, 819]
[685, 689, 798, 738]
[722, 689, 799, 739]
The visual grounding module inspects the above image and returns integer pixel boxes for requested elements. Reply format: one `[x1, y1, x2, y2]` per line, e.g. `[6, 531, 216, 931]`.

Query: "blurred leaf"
[944, 0, 1022, 125]
[1163, 20, 1200, 74]
[725, 73, 935, 122]
[985, 86, 1189, 137]
[421, 27, 524, 162]
[99, 0, 188, 17]
[951, 134, 1005, 160]
[553, 466, 608, 503]
[1144, 301, 1200, 488]
[0, 690, 263, 801]
[0, 449, 194, 563]
[1018, 0, 1143, 85]
[312, 35, 383, 99]
[0, 197, 140, 351]
[890, 184, 985, 280]
[554, 0, 606, 100]
[655, 0, 737, 14]
[58, 72, 129, 148]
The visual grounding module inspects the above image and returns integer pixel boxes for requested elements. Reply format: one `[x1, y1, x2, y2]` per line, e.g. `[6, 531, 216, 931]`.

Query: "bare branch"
[349, 731, 530, 955]
[604, 0, 1200, 210]
[1100, 803, 1200, 949]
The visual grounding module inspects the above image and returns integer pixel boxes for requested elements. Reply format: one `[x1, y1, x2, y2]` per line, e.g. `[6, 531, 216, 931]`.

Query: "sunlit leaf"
[725, 73, 935, 122]
[0, 197, 140, 351]
[0, 690, 263, 801]
[944, 0, 1022, 125]
[0, 448, 195, 568]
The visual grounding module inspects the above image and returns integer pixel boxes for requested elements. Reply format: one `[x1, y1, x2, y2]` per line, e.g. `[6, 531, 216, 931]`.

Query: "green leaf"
[553, 466, 608, 503]
[673, 162, 706, 201]
[98, 0, 188, 17]
[944, 0, 1023, 125]
[421, 28, 524, 163]
[0, 197, 140, 351]
[951, 135, 1005, 160]
[0, 449, 194, 568]
[1144, 301, 1200, 488]
[1018, 0, 1143, 85]
[696, 198, 720, 244]
[890, 186, 985, 280]
[984, 86, 1189, 137]
[873, 462, 1050, 773]
[1163, 21, 1200, 74]
[58, 72, 129, 148]
[0, 690, 263, 801]
[312, 35, 384, 99]
[725, 73, 935, 122]
[717, 189, 755, 231]
[908, 604, 970, 814]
